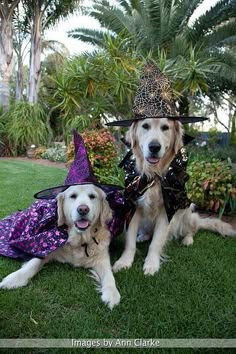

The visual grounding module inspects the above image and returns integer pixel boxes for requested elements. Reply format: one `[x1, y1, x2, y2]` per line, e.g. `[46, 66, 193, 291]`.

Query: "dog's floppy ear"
[128, 122, 138, 149]
[174, 120, 184, 154]
[100, 192, 112, 227]
[56, 192, 65, 226]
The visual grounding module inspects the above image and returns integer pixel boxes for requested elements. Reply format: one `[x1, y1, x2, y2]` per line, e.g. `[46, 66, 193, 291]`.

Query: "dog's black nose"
[148, 141, 161, 154]
[77, 204, 90, 216]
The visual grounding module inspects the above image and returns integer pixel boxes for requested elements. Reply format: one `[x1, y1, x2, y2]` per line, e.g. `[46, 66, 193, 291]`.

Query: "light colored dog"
[0, 185, 120, 309]
[113, 118, 236, 275]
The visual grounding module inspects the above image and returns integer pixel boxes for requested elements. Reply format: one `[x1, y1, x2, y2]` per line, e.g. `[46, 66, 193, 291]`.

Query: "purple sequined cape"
[0, 131, 127, 261]
[0, 194, 126, 260]
[0, 200, 68, 259]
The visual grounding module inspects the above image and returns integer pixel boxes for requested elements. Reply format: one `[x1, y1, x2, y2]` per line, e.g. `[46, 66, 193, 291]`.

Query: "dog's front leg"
[143, 210, 169, 275]
[0, 258, 46, 289]
[93, 251, 120, 310]
[113, 209, 141, 272]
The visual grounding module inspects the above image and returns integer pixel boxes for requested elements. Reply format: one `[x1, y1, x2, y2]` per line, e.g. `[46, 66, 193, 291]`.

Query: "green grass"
[0, 160, 236, 349]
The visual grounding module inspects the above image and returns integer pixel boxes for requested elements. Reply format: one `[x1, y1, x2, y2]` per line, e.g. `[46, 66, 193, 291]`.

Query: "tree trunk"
[178, 94, 189, 116]
[0, 17, 13, 111]
[230, 111, 236, 145]
[15, 47, 24, 101]
[27, 5, 42, 104]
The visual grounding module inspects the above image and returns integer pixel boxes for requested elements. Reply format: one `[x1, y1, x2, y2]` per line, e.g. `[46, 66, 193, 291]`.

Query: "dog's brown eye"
[89, 194, 96, 199]
[70, 194, 77, 199]
[161, 124, 169, 131]
[142, 123, 150, 130]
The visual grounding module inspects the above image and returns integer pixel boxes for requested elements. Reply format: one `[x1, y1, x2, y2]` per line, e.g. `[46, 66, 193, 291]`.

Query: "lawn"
[0, 159, 235, 351]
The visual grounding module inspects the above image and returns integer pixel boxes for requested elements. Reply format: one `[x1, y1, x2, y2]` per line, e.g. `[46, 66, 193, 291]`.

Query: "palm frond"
[189, 0, 236, 43]
[201, 20, 236, 48]
[116, 0, 133, 15]
[41, 40, 70, 56]
[207, 50, 236, 83]
[88, 0, 134, 35]
[68, 28, 112, 48]
[176, 0, 205, 32]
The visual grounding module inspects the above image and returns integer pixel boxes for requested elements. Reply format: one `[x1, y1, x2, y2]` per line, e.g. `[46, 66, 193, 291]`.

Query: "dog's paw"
[182, 236, 194, 246]
[101, 287, 120, 310]
[0, 272, 28, 289]
[143, 257, 160, 276]
[113, 254, 134, 273]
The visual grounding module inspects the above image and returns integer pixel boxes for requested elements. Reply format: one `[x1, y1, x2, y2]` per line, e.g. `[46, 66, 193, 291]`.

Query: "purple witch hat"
[34, 130, 122, 200]
[0, 131, 125, 261]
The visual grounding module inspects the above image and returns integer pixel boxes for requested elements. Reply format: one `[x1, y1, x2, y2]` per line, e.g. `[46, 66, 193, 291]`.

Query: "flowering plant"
[186, 158, 236, 216]
[42, 145, 67, 162]
[34, 146, 47, 159]
[67, 129, 118, 183]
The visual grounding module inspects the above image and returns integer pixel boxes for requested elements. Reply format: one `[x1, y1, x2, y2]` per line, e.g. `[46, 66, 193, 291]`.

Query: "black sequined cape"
[120, 147, 191, 222]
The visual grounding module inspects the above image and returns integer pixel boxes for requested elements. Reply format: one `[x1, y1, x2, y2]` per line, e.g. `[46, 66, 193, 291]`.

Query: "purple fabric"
[0, 130, 126, 260]
[0, 200, 68, 259]
[65, 130, 97, 185]
[106, 191, 129, 238]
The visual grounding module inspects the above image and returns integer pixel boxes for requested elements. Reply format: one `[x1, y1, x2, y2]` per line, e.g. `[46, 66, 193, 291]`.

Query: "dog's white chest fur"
[49, 235, 106, 268]
[137, 181, 164, 221]
[50, 244, 89, 267]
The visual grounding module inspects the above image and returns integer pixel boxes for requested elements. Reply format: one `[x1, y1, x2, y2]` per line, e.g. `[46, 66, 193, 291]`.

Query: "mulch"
[1, 157, 236, 229]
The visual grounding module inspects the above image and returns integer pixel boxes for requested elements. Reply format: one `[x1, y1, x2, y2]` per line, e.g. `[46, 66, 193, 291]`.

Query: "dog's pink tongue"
[76, 220, 89, 229]
[147, 157, 160, 164]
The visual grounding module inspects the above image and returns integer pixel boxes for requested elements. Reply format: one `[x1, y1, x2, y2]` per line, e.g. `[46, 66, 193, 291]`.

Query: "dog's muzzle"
[74, 204, 91, 231]
[147, 141, 161, 164]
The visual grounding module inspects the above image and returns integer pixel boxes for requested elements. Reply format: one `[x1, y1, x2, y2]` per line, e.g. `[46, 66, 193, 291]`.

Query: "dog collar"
[69, 226, 100, 257]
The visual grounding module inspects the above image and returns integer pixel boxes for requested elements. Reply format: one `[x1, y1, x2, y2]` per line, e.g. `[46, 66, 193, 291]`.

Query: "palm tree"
[46, 34, 143, 140]
[69, 0, 236, 116]
[69, 0, 236, 53]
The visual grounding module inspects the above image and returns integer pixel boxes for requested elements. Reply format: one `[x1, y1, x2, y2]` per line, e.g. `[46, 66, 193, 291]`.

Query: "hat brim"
[107, 116, 208, 127]
[183, 133, 195, 145]
[34, 182, 123, 200]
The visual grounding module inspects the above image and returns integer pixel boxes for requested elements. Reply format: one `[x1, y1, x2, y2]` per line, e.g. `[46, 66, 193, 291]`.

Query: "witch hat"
[107, 61, 208, 127]
[34, 130, 122, 200]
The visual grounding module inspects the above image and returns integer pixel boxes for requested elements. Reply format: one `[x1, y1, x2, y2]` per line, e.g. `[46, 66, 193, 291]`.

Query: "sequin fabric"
[0, 131, 125, 260]
[0, 200, 68, 259]
[132, 61, 177, 118]
[120, 147, 191, 222]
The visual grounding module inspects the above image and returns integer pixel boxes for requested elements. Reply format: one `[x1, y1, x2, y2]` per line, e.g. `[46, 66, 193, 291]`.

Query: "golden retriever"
[113, 118, 236, 275]
[0, 185, 120, 309]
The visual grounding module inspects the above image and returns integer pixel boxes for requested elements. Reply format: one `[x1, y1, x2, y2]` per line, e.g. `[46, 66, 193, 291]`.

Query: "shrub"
[34, 146, 47, 159]
[3, 102, 49, 155]
[186, 159, 236, 216]
[214, 146, 236, 163]
[42, 145, 67, 162]
[67, 129, 118, 183]
[207, 127, 219, 146]
[187, 145, 236, 163]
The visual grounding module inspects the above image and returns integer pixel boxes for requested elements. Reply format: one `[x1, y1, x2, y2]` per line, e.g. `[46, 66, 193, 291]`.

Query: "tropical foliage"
[70, 0, 236, 117]
[186, 158, 236, 216]
[43, 35, 143, 140]
[1, 102, 49, 155]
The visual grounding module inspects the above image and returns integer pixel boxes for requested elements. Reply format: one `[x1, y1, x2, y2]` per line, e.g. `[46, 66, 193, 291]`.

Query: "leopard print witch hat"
[107, 61, 208, 127]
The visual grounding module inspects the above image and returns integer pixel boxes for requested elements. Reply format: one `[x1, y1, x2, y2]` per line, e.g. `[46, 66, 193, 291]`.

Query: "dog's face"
[128, 118, 183, 172]
[56, 184, 112, 232]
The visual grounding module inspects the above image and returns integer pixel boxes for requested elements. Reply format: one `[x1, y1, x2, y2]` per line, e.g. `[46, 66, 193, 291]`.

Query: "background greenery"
[0, 160, 235, 344]
[1, 0, 236, 153]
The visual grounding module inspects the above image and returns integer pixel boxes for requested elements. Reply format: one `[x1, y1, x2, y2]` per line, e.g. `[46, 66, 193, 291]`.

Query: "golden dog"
[0, 185, 120, 309]
[113, 118, 235, 275]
